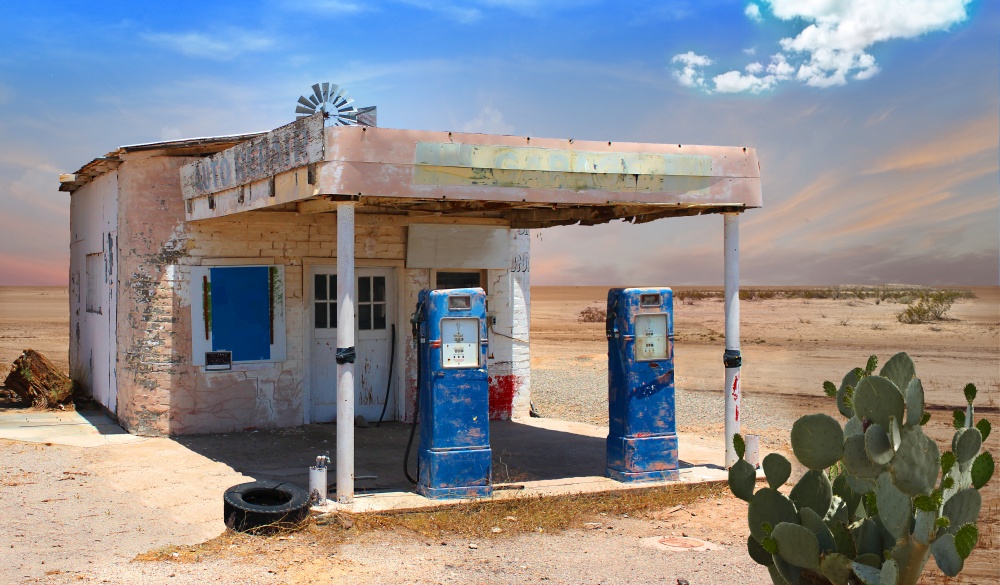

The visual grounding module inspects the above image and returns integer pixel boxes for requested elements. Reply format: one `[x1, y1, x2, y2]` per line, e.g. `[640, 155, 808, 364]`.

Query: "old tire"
[223, 480, 310, 533]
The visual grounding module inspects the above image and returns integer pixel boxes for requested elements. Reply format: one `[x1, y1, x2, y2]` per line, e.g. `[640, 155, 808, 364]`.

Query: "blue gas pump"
[414, 288, 493, 499]
[606, 288, 679, 482]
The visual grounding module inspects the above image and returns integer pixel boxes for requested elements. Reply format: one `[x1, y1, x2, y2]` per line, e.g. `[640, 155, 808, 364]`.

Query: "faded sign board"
[413, 142, 713, 194]
[181, 113, 324, 200]
[406, 224, 510, 269]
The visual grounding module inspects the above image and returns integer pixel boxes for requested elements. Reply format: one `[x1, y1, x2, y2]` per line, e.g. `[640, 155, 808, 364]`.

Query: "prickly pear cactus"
[727, 352, 994, 585]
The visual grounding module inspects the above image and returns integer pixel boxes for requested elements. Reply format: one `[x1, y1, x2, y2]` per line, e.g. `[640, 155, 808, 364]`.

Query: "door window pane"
[314, 302, 327, 329]
[358, 277, 371, 303]
[373, 277, 385, 302]
[374, 304, 386, 330]
[314, 274, 327, 301]
[358, 304, 372, 330]
[314, 274, 337, 329]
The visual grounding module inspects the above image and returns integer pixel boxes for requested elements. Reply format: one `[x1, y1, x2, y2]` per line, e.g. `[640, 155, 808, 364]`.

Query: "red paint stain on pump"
[488, 374, 519, 420]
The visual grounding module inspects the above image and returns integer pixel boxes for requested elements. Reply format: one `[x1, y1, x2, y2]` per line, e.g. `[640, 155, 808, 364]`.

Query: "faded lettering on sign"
[181, 113, 324, 200]
[413, 142, 712, 193]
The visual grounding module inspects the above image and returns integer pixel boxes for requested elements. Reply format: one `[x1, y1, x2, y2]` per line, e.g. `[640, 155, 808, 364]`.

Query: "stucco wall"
[109, 152, 524, 435]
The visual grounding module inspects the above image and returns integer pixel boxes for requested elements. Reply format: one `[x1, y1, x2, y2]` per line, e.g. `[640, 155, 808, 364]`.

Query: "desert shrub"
[578, 306, 606, 323]
[898, 291, 961, 324]
[729, 353, 994, 585]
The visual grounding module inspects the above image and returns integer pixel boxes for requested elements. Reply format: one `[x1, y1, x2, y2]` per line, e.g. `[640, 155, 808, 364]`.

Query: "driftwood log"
[3, 349, 74, 408]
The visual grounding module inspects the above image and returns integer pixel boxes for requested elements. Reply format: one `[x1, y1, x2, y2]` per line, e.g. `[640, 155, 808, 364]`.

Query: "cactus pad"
[904, 379, 924, 427]
[971, 451, 994, 490]
[728, 457, 757, 502]
[879, 352, 915, 396]
[748, 487, 799, 541]
[820, 552, 852, 585]
[879, 559, 899, 585]
[856, 518, 883, 558]
[912, 509, 937, 545]
[954, 523, 978, 559]
[875, 472, 911, 542]
[954, 427, 982, 464]
[865, 423, 895, 465]
[930, 532, 964, 577]
[772, 522, 820, 571]
[747, 535, 774, 566]
[844, 434, 884, 479]
[853, 375, 905, 430]
[790, 469, 833, 517]
[851, 561, 882, 585]
[837, 368, 860, 418]
[791, 414, 845, 470]
[762, 453, 792, 490]
[943, 488, 982, 534]
[889, 426, 939, 496]
[799, 506, 836, 554]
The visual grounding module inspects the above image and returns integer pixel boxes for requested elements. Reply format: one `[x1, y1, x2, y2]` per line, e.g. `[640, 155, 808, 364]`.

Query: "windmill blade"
[297, 96, 314, 108]
[311, 83, 324, 104]
[295, 105, 315, 115]
[321, 82, 330, 102]
[357, 106, 377, 127]
[308, 94, 320, 106]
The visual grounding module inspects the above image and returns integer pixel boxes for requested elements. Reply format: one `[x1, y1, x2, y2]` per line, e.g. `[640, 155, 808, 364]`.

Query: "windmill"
[295, 83, 376, 127]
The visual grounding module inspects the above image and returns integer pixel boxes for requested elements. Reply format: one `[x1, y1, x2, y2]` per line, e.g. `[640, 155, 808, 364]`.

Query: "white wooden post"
[724, 212, 742, 469]
[336, 203, 356, 503]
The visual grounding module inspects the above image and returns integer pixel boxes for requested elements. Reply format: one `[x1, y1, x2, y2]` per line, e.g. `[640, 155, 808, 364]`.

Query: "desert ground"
[0, 285, 997, 584]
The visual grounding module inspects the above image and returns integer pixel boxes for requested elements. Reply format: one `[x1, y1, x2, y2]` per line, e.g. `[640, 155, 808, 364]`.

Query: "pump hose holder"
[336, 346, 356, 364]
[723, 349, 742, 368]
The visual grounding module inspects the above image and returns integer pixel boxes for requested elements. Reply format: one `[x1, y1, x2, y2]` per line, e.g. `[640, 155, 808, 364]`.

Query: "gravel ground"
[531, 363, 796, 438]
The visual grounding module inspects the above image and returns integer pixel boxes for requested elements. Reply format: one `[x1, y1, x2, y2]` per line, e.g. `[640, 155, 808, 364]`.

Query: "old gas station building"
[61, 111, 761, 500]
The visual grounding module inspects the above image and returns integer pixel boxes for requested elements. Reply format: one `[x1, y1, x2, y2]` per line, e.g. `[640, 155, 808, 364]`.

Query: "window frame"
[190, 264, 286, 367]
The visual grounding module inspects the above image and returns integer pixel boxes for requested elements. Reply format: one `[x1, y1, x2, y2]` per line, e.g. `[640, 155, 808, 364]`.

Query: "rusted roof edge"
[60, 132, 267, 194]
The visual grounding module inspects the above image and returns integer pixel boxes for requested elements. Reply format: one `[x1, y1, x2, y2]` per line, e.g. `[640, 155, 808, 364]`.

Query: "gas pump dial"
[441, 318, 480, 368]
[635, 313, 669, 361]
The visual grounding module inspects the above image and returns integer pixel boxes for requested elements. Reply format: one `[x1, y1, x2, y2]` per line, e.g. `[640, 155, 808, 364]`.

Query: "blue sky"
[0, 0, 996, 286]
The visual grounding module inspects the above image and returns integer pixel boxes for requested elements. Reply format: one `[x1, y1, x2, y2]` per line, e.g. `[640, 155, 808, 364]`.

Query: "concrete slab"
[0, 407, 147, 448]
[0, 407, 762, 515]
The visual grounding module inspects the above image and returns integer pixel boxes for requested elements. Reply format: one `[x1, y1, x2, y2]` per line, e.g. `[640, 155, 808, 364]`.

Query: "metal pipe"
[336, 203, 356, 503]
[724, 212, 742, 469]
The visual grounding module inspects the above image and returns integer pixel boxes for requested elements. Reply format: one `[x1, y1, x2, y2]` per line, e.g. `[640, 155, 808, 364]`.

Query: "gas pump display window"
[634, 313, 669, 361]
[440, 317, 480, 369]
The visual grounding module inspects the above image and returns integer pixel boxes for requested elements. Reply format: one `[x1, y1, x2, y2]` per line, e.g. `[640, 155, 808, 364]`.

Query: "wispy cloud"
[672, 0, 973, 93]
[142, 28, 275, 60]
[462, 104, 514, 135]
[864, 115, 1000, 175]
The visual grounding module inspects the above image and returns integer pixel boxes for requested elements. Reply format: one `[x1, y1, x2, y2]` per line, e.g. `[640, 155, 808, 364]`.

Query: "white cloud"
[142, 28, 274, 60]
[743, 47, 757, 56]
[673, 0, 972, 93]
[712, 53, 795, 94]
[462, 105, 514, 135]
[670, 51, 713, 89]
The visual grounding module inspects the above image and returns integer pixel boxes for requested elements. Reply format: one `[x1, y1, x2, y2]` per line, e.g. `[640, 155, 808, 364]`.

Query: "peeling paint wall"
[68, 170, 118, 411]
[485, 229, 531, 419]
[108, 153, 522, 435]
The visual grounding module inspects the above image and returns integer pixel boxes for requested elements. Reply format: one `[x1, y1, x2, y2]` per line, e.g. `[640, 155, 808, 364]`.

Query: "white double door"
[310, 266, 396, 423]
